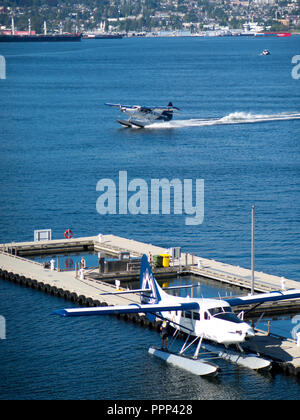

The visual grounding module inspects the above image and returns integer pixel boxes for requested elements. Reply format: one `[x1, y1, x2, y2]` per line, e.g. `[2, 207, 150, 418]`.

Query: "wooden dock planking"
[0, 250, 140, 307]
[2, 233, 300, 321]
[242, 331, 300, 373]
[1, 233, 300, 293]
[2, 236, 96, 256]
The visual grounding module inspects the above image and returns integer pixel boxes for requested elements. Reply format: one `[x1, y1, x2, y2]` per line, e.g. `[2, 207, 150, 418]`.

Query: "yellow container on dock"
[160, 254, 170, 268]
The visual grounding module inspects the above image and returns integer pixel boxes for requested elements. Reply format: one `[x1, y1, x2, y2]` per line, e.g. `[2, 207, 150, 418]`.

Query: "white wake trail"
[148, 111, 300, 129]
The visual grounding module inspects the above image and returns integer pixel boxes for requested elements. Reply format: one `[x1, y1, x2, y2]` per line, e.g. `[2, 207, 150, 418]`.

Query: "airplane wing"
[105, 103, 179, 113]
[52, 301, 200, 318]
[105, 103, 179, 111]
[105, 103, 132, 109]
[226, 289, 300, 307]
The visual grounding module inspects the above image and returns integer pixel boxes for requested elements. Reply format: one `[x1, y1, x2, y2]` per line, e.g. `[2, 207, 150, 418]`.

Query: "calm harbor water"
[0, 36, 299, 400]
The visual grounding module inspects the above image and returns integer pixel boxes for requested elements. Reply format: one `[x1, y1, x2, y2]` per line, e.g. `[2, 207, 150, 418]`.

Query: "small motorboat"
[260, 49, 270, 56]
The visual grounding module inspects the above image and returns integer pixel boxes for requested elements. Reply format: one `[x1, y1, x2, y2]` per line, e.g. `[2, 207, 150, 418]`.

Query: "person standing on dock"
[79, 257, 86, 280]
[50, 259, 55, 271]
[80, 257, 86, 269]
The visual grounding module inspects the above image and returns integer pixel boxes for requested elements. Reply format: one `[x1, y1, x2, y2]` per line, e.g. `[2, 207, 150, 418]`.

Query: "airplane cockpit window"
[209, 307, 232, 316]
[213, 312, 244, 324]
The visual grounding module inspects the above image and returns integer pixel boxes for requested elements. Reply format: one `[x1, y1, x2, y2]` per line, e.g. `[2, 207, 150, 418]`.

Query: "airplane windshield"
[208, 307, 232, 316]
[213, 312, 244, 324]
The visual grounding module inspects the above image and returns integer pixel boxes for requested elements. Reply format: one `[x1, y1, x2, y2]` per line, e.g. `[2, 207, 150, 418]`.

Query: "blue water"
[0, 36, 299, 400]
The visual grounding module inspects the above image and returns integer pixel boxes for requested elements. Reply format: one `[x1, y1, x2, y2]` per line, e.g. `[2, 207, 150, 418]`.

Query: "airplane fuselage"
[121, 105, 174, 123]
[161, 296, 255, 345]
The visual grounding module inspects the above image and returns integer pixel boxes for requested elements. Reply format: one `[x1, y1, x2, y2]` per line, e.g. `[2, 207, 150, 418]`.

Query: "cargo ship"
[0, 33, 82, 42]
[0, 18, 82, 42]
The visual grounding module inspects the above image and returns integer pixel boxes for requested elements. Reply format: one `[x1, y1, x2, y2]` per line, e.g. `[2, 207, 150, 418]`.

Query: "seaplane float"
[52, 255, 300, 377]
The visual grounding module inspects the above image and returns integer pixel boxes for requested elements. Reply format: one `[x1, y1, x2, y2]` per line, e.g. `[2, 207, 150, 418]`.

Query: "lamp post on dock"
[251, 204, 255, 295]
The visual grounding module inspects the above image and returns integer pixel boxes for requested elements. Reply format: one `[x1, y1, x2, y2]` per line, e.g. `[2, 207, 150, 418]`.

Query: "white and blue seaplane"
[105, 102, 179, 128]
[53, 255, 300, 377]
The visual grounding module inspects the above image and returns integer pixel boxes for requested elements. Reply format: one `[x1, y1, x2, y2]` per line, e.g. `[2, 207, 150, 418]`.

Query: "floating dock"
[242, 330, 300, 375]
[2, 234, 299, 292]
[1, 233, 300, 375]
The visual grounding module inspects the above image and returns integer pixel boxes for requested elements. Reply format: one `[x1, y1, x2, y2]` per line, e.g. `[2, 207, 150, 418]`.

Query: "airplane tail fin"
[139, 254, 168, 307]
[160, 102, 179, 121]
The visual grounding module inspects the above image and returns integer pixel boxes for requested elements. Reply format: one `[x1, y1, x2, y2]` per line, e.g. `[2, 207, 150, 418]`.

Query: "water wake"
[148, 111, 300, 129]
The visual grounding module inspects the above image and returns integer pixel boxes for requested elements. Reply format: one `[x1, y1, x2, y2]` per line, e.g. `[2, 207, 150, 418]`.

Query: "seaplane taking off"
[53, 255, 300, 376]
[105, 102, 179, 128]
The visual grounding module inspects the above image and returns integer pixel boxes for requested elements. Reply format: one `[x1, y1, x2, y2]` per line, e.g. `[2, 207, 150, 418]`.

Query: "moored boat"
[255, 32, 291, 37]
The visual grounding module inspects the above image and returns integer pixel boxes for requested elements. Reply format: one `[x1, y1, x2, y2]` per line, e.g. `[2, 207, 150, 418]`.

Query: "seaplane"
[53, 255, 300, 377]
[105, 102, 179, 128]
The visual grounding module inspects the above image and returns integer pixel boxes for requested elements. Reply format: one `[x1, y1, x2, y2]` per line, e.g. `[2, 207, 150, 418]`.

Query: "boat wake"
[148, 111, 300, 129]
